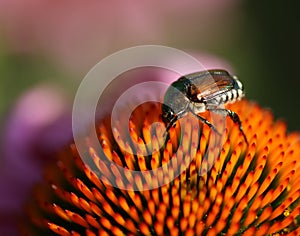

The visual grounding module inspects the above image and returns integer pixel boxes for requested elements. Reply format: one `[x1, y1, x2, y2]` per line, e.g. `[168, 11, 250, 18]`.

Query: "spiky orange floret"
[21, 100, 300, 235]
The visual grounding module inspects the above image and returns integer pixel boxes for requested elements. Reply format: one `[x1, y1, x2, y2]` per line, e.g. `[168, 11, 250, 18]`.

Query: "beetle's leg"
[208, 108, 248, 145]
[190, 111, 221, 136]
[165, 119, 176, 133]
[162, 116, 178, 140]
[162, 106, 189, 140]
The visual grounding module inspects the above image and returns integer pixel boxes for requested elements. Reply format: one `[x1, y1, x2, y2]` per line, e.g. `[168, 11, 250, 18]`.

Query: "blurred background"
[1, 0, 300, 132]
[0, 1, 299, 234]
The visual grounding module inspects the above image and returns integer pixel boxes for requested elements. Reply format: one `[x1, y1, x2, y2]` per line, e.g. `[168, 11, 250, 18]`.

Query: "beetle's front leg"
[189, 111, 221, 136]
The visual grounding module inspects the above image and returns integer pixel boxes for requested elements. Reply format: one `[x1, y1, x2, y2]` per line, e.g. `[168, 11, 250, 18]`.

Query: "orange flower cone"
[21, 100, 300, 235]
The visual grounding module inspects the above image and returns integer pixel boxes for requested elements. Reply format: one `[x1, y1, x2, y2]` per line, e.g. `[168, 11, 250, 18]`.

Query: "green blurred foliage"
[0, 44, 77, 123]
[236, 1, 300, 131]
[0, 51, 50, 113]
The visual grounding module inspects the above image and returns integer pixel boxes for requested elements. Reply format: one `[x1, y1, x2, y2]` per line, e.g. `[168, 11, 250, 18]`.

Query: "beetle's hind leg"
[208, 108, 248, 145]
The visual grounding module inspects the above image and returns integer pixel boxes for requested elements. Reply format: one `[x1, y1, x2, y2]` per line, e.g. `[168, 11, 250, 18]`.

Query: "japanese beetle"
[162, 69, 248, 144]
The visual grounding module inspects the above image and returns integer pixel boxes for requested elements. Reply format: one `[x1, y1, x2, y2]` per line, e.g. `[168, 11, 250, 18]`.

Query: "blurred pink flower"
[0, 85, 72, 236]
[0, 0, 237, 73]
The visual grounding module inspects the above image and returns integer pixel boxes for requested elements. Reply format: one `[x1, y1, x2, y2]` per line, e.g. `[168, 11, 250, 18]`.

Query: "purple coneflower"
[21, 99, 300, 235]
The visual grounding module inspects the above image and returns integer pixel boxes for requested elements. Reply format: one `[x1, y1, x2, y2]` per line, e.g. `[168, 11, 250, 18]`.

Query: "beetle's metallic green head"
[162, 77, 191, 131]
